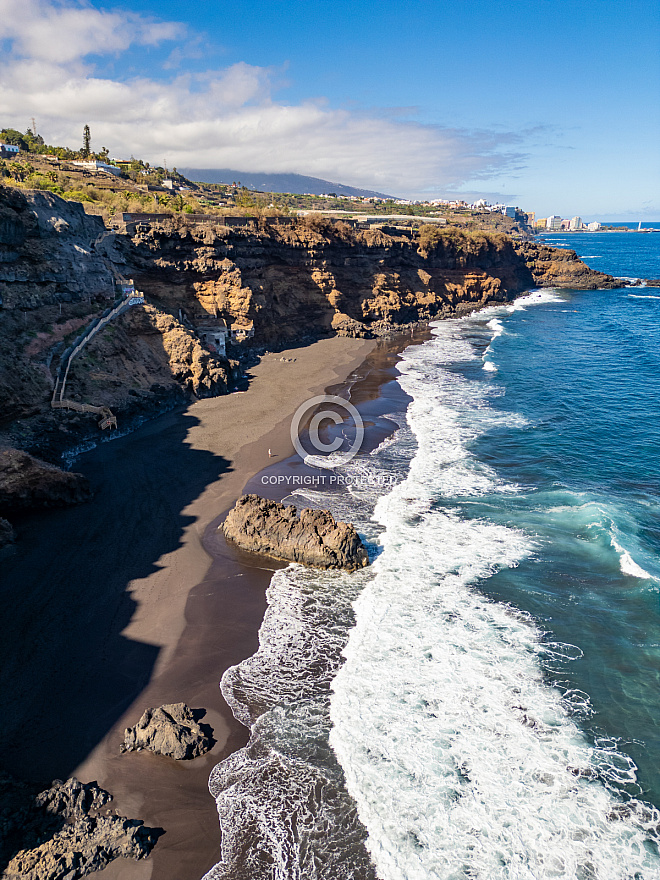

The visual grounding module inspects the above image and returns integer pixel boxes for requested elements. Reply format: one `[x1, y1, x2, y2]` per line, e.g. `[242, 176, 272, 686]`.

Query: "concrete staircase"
[51, 288, 145, 429]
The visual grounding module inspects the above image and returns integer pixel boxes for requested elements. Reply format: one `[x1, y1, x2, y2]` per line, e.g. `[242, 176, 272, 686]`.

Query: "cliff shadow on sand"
[0, 406, 231, 795]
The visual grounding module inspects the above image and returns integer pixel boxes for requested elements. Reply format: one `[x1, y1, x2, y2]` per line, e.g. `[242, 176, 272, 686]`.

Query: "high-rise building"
[546, 215, 562, 230]
[569, 216, 583, 231]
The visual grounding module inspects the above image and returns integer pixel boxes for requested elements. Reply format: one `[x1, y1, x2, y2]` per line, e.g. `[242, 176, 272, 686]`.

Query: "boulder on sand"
[222, 494, 369, 571]
[120, 703, 213, 760]
[2, 776, 158, 880]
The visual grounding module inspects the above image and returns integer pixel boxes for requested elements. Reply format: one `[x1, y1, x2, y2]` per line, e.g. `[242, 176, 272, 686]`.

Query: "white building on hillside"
[587, 221, 601, 231]
[72, 160, 122, 177]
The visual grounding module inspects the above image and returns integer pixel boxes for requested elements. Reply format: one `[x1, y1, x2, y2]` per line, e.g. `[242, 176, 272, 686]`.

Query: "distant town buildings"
[532, 215, 605, 233]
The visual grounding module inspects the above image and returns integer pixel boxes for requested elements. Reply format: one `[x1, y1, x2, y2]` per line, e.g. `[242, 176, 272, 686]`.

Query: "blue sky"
[1, 0, 658, 218]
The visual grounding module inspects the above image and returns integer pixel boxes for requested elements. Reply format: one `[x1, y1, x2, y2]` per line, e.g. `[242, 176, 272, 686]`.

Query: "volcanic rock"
[120, 703, 213, 760]
[222, 494, 369, 571]
[0, 448, 91, 512]
[1, 776, 158, 880]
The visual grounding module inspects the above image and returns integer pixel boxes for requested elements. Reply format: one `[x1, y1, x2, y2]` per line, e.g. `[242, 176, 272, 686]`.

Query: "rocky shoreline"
[0, 185, 628, 476]
[0, 184, 644, 879]
[223, 494, 369, 571]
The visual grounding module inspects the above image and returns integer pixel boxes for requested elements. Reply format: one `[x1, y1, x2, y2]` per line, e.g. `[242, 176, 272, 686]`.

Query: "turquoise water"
[542, 229, 660, 278]
[330, 236, 660, 878]
[209, 234, 660, 879]
[470, 283, 660, 803]
[473, 234, 660, 804]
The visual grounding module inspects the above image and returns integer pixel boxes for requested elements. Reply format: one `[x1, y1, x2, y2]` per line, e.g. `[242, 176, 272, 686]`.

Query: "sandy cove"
[0, 336, 374, 880]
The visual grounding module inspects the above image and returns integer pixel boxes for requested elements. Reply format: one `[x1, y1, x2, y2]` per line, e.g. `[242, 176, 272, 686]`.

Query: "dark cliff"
[126, 218, 619, 346]
[0, 186, 619, 462]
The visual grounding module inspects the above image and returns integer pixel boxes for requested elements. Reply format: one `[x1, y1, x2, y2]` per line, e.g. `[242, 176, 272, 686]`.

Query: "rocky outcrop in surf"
[222, 494, 369, 571]
[0, 776, 158, 880]
[513, 242, 622, 289]
[120, 703, 214, 760]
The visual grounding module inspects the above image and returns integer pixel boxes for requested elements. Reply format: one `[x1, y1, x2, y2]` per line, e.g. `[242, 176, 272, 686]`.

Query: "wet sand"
[0, 336, 374, 879]
[0, 329, 434, 879]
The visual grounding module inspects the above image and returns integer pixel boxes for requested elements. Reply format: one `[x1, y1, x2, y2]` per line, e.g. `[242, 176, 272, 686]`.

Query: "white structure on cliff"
[197, 322, 229, 356]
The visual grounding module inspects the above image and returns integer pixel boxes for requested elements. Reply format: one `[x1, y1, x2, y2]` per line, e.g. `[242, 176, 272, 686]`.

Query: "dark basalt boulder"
[1, 776, 158, 880]
[120, 703, 214, 760]
[33, 778, 111, 820]
[222, 494, 369, 571]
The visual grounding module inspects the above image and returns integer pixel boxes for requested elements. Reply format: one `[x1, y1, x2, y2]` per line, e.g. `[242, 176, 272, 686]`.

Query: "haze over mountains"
[178, 168, 394, 199]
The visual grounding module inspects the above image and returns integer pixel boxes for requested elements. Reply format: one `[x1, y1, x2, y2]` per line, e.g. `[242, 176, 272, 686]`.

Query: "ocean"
[206, 231, 660, 879]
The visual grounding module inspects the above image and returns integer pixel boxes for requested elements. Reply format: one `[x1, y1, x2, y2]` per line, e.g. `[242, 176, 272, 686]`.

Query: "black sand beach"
[0, 330, 427, 879]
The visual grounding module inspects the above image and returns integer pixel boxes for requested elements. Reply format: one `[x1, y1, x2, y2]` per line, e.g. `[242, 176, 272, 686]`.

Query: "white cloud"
[0, 0, 525, 197]
[0, 0, 183, 63]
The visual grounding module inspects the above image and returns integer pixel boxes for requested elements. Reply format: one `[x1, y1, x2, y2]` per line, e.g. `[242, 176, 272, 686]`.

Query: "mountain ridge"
[178, 168, 395, 199]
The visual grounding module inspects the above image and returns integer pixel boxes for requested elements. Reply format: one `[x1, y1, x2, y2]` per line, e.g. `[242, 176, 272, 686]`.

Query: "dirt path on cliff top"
[0, 335, 374, 880]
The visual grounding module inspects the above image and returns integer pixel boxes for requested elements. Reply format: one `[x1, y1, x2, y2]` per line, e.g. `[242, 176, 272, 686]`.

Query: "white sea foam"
[629, 294, 660, 300]
[396, 321, 524, 498]
[329, 312, 660, 879]
[610, 536, 652, 579]
[507, 289, 565, 311]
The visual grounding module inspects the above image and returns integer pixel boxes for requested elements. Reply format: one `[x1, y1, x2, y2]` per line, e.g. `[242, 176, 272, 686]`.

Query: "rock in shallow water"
[120, 703, 213, 760]
[222, 493, 369, 571]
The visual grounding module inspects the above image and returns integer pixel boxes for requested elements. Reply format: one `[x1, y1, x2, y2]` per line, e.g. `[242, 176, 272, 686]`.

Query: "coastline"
[0, 335, 378, 879]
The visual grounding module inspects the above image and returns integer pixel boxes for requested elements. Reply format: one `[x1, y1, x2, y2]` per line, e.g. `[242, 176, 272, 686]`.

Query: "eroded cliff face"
[0, 187, 229, 461]
[513, 241, 618, 289]
[0, 187, 619, 464]
[126, 219, 620, 345]
[128, 223, 520, 344]
[0, 186, 112, 310]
